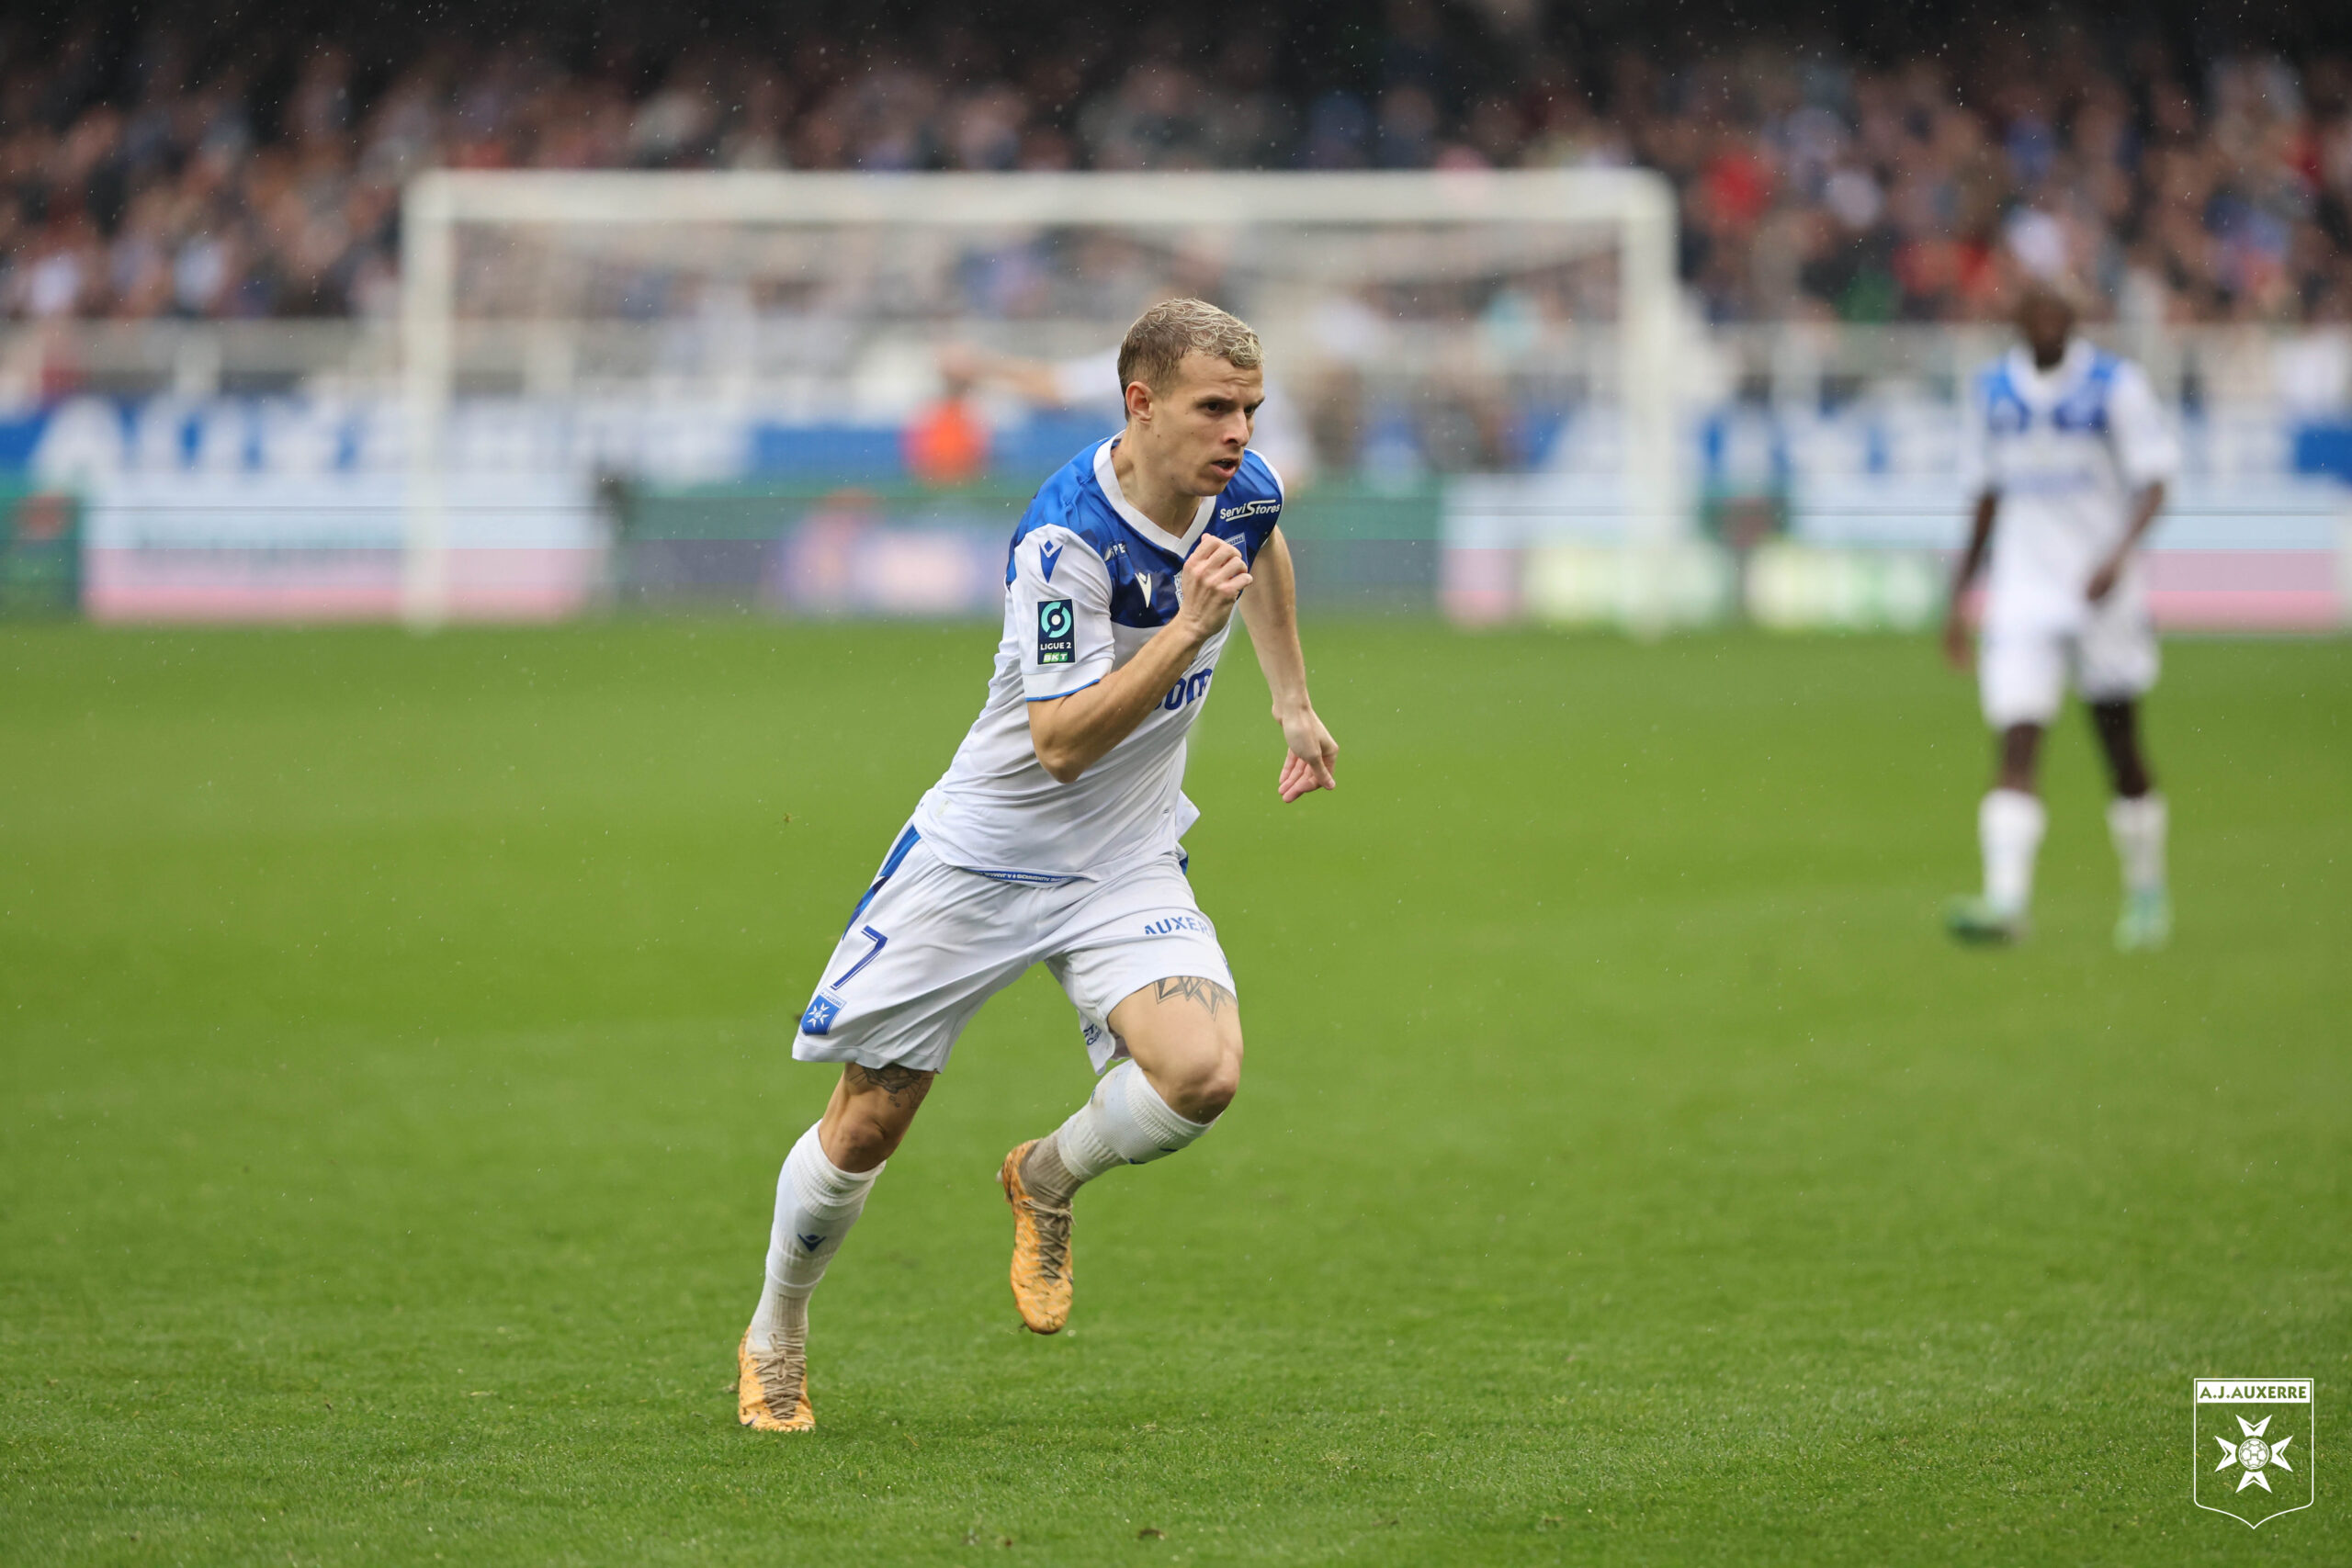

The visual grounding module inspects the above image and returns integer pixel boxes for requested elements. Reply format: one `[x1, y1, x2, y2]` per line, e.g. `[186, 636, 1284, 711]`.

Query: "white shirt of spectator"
[1962, 338, 2178, 634]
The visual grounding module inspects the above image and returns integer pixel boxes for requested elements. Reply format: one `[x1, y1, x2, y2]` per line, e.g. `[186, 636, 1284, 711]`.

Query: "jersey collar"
[1093, 439, 1216, 557]
[2005, 339, 2095, 406]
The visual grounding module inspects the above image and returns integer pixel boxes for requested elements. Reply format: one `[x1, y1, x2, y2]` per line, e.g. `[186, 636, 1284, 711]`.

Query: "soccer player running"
[737, 299, 1340, 1432]
[1941, 279, 2177, 949]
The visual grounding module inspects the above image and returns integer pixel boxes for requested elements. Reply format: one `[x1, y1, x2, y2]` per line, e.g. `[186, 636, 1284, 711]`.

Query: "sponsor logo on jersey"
[1160, 666, 1214, 711]
[1038, 539, 1063, 581]
[1036, 598, 1076, 664]
[1218, 498, 1278, 521]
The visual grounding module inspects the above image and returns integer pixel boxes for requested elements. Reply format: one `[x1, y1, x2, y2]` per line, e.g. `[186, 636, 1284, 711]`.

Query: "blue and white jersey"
[1962, 339, 2178, 633]
[909, 438, 1284, 881]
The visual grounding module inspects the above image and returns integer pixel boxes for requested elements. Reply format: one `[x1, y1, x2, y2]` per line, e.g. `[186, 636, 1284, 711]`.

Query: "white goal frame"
[400, 168, 1681, 627]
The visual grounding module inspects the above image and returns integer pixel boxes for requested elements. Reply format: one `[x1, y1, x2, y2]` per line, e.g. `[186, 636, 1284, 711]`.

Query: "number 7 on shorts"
[831, 926, 888, 989]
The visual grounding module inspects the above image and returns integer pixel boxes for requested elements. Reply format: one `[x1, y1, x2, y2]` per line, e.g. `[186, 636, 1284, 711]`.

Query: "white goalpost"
[400, 168, 1682, 627]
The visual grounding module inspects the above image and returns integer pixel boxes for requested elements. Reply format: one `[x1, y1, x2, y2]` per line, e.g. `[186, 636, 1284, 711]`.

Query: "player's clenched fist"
[1176, 534, 1251, 637]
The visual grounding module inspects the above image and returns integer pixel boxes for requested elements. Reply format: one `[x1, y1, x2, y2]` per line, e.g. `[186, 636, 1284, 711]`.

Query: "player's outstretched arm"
[1238, 527, 1337, 803]
[1027, 535, 1252, 784]
[936, 344, 1070, 406]
[1943, 491, 1999, 671]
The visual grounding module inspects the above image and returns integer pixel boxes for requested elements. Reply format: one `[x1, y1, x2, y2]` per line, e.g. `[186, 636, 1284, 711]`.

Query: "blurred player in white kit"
[735, 299, 1339, 1432]
[1942, 280, 2177, 949]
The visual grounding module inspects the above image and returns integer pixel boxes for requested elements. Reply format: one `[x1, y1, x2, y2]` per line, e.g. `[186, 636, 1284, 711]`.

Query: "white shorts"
[1979, 601, 2159, 728]
[791, 826, 1235, 1077]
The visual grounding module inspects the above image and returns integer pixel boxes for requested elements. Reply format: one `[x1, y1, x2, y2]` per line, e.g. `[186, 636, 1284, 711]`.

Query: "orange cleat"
[737, 1331, 814, 1432]
[999, 1140, 1073, 1334]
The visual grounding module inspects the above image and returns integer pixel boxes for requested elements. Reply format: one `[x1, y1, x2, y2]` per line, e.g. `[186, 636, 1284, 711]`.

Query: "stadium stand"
[2, 4, 2351, 326]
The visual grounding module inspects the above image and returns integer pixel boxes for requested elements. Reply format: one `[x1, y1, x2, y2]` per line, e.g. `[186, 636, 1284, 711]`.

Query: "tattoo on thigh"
[1151, 976, 1238, 1020]
[845, 1062, 933, 1107]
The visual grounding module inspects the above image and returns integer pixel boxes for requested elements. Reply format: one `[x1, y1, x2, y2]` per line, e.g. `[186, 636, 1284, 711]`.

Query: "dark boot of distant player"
[1949, 723, 2043, 944]
[1949, 785, 2043, 943]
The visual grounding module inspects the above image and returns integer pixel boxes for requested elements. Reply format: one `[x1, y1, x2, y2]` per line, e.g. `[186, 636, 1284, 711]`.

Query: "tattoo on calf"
[1151, 976, 1238, 1019]
[845, 1062, 933, 1107]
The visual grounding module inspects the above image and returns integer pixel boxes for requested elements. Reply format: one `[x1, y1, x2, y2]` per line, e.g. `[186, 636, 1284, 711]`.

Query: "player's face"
[1145, 353, 1264, 496]
[2018, 294, 2074, 365]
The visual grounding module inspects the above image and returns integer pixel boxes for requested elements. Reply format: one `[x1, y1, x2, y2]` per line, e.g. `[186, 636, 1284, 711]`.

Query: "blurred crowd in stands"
[4, 5, 2351, 326]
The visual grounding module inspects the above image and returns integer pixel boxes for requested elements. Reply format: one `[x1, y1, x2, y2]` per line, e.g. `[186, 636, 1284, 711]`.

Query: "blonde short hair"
[1116, 298, 1263, 397]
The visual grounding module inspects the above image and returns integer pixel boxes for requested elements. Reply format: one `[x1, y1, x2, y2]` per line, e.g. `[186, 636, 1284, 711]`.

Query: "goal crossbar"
[400, 168, 1681, 626]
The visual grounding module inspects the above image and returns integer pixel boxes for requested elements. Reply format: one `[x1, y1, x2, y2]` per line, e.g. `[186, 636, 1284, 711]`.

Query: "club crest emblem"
[2194, 1377, 2314, 1528]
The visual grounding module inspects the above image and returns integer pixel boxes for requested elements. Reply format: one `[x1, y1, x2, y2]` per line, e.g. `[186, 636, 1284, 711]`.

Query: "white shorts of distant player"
[1978, 592, 2160, 728]
[791, 827, 1235, 1076]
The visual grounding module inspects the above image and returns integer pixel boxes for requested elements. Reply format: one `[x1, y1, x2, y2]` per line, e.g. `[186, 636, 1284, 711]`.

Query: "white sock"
[2107, 793, 2167, 894]
[1022, 1059, 1213, 1207]
[749, 1122, 883, 1350]
[1979, 788, 2047, 918]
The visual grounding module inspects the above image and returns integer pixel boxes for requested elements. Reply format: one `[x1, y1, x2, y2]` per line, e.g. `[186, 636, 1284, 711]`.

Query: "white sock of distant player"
[1022, 1058, 1214, 1208]
[748, 1122, 884, 1351]
[2107, 793, 2167, 895]
[1979, 788, 2046, 918]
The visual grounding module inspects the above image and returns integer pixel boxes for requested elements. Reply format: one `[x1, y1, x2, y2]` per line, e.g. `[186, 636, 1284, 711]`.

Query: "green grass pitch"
[3, 619, 2346, 1565]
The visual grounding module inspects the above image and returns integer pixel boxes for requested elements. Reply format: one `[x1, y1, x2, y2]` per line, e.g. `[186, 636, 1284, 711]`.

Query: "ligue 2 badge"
[1037, 598, 1075, 665]
[2194, 1377, 2314, 1528]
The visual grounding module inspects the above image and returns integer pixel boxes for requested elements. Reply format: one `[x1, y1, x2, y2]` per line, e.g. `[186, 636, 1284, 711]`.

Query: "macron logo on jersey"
[1038, 540, 1063, 581]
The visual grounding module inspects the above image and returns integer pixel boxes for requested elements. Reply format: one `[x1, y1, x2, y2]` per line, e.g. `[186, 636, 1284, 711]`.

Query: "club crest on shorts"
[2193, 1377, 2314, 1528]
[1037, 598, 1075, 664]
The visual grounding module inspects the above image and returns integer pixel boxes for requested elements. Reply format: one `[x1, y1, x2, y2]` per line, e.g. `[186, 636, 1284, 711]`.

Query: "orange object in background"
[904, 398, 989, 486]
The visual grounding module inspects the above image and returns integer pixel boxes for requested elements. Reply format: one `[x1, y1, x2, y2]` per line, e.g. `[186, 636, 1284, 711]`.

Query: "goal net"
[400, 169, 1681, 626]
